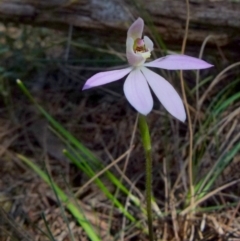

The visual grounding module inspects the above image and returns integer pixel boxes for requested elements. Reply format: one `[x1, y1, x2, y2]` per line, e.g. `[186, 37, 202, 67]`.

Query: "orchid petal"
[126, 37, 145, 66]
[127, 17, 144, 40]
[123, 68, 153, 115]
[143, 36, 153, 51]
[82, 67, 132, 90]
[144, 54, 213, 70]
[141, 67, 186, 121]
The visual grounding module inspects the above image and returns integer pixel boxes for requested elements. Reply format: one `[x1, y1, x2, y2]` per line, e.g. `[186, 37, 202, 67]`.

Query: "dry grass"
[1, 86, 240, 240]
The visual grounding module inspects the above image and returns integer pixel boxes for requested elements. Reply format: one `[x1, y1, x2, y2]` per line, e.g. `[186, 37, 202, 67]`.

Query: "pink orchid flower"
[83, 18, 212, 122]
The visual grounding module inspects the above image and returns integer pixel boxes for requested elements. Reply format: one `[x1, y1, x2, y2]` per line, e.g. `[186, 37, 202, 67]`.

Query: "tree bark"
[0, 0, 239, 46]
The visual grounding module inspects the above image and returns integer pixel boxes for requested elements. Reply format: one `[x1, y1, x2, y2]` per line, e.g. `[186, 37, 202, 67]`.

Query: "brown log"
[0, 0, 239, 46]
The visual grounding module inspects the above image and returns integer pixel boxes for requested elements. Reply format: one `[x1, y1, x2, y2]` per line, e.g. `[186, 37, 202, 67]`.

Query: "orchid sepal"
[144, 54, 213, 70]
[82, 67, 132, 90]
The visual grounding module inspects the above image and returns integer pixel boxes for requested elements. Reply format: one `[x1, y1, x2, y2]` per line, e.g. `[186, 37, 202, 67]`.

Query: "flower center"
[133, 38, 151, 59]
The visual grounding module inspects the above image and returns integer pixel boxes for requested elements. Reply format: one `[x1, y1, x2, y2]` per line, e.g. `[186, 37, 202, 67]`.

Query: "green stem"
[138, 114, 154, 241]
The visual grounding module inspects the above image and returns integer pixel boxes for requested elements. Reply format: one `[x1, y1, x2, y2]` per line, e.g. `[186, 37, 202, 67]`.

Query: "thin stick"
[162, 158, 168, 241]
[181, 0, 190, 54]
[180, 179, 240, 215]
[180, 0, 195, 212]
[119, 114, 139, 241]
[74, 148, 133, 198]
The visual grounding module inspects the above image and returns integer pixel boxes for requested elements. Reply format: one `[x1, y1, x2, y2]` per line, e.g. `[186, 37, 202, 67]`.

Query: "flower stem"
[138, 114, 154, 241]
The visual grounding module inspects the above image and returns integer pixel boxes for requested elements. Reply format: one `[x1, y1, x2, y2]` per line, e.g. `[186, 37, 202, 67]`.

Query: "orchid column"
[83, 18, 212, 241]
